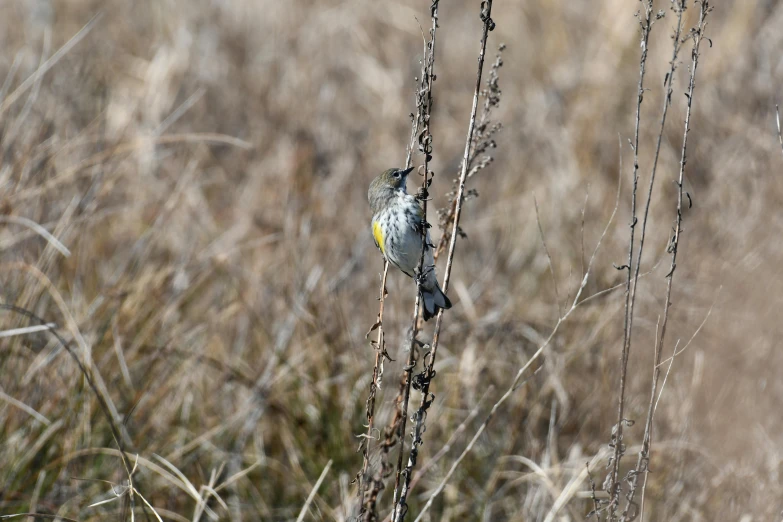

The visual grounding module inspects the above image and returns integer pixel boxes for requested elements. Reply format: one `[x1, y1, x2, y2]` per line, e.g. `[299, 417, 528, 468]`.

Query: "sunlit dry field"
[1, 0, 782, 520]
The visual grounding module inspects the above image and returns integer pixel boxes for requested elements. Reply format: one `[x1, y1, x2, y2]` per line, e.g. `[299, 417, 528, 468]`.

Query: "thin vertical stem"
[610, 2, 687, 514]
[622, 3, 710, 520]
[357, 261, 388, 516]
[393, 2, 495, 520]
[390, 3, 440, 520]
[608, 0, 655, 509]
[361, 89, 421, 522]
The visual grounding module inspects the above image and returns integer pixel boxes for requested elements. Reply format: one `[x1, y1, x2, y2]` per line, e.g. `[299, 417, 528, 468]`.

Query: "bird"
[368, 166, 452, 321]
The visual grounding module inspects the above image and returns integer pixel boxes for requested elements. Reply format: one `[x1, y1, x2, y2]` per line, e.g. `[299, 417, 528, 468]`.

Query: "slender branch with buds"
[393, 2, 497, 521]
[384, 3, 441, 520]
[358, 34, 424, 522]
[435, 43, 504, 262]
[621, 3, 711, 520]
[604, 0, 656, 509]
[607, 2, 687, 514]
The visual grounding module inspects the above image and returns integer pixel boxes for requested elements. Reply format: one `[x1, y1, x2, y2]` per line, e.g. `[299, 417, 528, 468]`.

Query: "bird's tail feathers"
[421, 281, 452, 321]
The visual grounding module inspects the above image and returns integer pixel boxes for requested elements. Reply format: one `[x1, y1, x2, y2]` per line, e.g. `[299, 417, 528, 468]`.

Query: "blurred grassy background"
[0, 0, 782, 520]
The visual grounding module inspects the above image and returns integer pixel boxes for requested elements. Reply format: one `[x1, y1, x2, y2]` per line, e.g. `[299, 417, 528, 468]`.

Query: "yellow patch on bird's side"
[372, 221, 385, 254]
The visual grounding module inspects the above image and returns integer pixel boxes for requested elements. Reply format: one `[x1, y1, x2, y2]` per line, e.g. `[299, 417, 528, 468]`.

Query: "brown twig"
[357, 261, 389, 517]
[386, 3, 440, 520]
[360, 74, 422, 522]
[608, 1, 685, 514]
[605, 0, 656, 508]
[404, 387, 492, 498]
[392, 3, 495, 521]
[620, 3, 711, 520]
[434, 43, 504, 262]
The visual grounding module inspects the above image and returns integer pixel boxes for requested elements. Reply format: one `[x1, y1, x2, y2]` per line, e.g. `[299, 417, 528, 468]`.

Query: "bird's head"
[378, 166, 414, 191]
[368, 167, 415, 213]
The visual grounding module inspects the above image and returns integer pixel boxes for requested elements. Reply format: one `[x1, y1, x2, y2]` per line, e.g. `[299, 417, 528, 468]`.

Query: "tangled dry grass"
[1, 0, 783, 520]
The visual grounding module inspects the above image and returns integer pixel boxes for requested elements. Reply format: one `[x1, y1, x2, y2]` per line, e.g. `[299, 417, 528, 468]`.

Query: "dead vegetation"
[1, 0, 783, 521]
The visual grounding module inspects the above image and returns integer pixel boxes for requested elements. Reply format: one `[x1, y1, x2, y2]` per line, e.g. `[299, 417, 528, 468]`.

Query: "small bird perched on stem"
[368, 167, 451, 320]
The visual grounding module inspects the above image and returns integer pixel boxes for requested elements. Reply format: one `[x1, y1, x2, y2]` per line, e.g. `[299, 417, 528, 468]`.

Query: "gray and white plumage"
[368, 167, 451, 320]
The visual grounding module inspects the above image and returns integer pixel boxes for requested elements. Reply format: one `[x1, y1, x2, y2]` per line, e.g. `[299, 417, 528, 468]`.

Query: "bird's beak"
[401, 167, 415, 176]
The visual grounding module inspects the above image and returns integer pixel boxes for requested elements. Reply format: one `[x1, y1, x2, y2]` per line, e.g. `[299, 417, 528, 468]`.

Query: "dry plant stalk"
[356, 260, 389, 517]
[604, 1, 713, 519]
[605, 0, 657, 506]
[359, 4, 439, 520]
[434, 43, 504, 263]
[390, 3, 440, 518]
[607, 0, 688, 513]
[621, 3, 712, 520]
[394, 3, 501, 519]
[358, 110, 419, 521]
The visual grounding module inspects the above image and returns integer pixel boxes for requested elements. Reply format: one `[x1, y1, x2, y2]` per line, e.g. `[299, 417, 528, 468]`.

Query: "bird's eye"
[393, 171, 401, 178]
